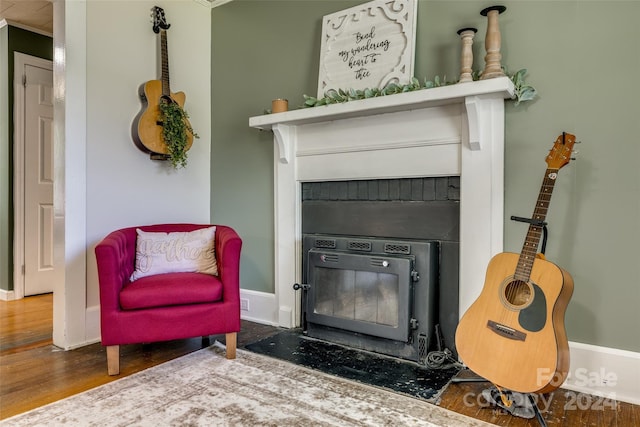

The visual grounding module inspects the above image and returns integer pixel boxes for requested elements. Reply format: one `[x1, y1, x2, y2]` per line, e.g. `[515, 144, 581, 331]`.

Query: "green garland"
[159, 101, 199, 168]
[300, 68, 536, 110]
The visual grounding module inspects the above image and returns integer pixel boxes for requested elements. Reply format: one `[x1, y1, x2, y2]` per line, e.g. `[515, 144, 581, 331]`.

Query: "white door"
[23, 63, 54, 296]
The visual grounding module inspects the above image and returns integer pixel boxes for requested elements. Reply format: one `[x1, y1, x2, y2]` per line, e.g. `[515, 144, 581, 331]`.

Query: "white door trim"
[13, 52, 53, 300]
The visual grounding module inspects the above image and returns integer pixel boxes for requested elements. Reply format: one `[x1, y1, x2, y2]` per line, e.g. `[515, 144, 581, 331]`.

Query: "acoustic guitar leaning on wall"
[455, 133, 577, 396]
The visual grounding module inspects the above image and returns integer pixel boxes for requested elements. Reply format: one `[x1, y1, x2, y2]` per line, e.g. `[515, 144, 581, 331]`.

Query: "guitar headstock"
[546, 132, 577, 170]
[151, 6, 170, 34]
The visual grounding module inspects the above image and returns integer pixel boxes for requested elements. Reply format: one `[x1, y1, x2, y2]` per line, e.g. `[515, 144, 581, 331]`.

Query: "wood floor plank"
[618, 398, 639, 427]
[0, 293, 52, 353]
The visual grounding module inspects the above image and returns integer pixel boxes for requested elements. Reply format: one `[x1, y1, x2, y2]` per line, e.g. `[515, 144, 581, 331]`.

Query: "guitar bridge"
[487, 320, 527, 341]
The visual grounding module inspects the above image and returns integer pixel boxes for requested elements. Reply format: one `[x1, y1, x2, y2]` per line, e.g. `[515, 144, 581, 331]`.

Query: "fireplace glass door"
[306, 249, 413, 342]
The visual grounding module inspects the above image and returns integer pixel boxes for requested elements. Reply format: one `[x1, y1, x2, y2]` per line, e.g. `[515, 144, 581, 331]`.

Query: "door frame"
[13, 52, 54, 300]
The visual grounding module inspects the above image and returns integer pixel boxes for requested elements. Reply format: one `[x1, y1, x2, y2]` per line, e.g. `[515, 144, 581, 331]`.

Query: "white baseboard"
[240, 289, 279, 326]
[0, 289, 16, 301]
[565, 341, 640, 405]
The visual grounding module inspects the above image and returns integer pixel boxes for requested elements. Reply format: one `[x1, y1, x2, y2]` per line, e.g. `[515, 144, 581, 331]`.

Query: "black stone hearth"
[246, 178, 462, 403]
[244, 329, 460, 403]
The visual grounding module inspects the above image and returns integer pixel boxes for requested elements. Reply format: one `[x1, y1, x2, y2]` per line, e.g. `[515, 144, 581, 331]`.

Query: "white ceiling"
[0, 0, 53, 34]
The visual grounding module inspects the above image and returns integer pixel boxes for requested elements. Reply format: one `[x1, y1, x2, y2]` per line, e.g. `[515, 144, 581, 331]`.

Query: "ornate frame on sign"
[317, 0, 417, 98]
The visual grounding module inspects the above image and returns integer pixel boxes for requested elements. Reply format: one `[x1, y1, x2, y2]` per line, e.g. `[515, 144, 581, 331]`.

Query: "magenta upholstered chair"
[95, 223, 242, 375]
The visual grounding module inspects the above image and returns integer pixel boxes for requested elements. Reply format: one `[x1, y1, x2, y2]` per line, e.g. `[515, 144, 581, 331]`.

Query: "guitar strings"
[502, 170, 557, 322]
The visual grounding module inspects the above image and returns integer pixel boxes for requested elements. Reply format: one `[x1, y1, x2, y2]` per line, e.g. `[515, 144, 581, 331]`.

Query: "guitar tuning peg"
[574, 140, 582, 144]
[572, 150, 579, 155]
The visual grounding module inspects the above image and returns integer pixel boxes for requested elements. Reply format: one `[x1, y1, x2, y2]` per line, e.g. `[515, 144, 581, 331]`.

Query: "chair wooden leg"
[107, 345, 120, 375]
[225, 332, 237, 359]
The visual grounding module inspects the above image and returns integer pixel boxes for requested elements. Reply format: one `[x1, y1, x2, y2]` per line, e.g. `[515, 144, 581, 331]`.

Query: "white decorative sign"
[317, 0, 417, 98]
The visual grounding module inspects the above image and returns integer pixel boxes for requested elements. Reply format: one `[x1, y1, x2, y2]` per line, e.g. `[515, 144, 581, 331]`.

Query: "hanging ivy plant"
[298, 68, 536, 110]
[159, 101, 199, 168]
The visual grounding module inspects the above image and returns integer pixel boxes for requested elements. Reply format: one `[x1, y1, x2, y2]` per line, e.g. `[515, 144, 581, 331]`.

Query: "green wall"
[211, 0, 639, 352]
[0, 25, 53, 292]
[211, 0, 363, 294]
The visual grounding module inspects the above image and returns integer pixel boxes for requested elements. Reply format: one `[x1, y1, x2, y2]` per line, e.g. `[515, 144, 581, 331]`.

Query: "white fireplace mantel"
[249, 77, 515, 328]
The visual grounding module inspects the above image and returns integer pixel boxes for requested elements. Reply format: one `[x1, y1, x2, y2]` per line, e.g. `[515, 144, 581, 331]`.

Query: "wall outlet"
[240, 298, 249, 311]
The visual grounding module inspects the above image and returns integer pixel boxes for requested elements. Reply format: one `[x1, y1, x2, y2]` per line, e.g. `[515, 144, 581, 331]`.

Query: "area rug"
[1, 343, 493, 427]
[245, 329, 459, 402]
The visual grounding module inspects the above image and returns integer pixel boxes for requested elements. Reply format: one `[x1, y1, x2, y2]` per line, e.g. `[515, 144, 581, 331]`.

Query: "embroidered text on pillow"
[136, 234, 216, 273]
[130, 226, 218, 281]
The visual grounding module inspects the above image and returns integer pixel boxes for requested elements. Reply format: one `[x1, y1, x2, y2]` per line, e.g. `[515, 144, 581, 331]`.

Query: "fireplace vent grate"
[314, 239, 336, 249]
[384, 243, 411, 255]
[348, 241, 372, 252]
[418, 333, 429, 364]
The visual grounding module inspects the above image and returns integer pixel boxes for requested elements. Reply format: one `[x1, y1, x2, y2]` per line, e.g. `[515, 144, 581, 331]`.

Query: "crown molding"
[0, 18, 52, 37]
[193, 0, 235, 8]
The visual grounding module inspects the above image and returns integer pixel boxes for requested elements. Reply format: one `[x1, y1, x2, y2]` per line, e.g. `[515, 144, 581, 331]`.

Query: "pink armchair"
[95, 223, 242, 375]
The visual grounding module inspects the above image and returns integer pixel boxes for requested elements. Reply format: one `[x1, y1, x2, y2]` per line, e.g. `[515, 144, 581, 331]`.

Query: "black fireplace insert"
[302, 234, 439, 364]
[299, 177, 461, 363]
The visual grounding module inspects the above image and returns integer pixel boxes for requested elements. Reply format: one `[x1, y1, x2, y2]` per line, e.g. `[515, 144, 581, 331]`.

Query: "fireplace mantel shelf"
[250, 77, 514, 162]
[249, 77, 514, 130]
[250, 77, 513, 129]
[248, 76, 513, 329]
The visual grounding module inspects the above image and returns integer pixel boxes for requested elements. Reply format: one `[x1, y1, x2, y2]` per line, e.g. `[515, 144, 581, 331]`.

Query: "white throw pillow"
[130, 226, 218, 281]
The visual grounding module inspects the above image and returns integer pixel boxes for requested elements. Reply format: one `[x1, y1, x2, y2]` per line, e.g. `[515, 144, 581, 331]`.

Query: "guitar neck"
[160, 30, 171, 97]
[514, 168, 560, 281]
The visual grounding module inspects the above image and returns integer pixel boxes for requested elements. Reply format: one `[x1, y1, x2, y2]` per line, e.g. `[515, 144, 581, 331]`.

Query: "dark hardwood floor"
[1, 294, 638, 425]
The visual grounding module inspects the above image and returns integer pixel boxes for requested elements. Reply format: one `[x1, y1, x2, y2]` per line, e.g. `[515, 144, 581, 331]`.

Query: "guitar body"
[132, 79, 193, 155]
[456, 252, 574, 393]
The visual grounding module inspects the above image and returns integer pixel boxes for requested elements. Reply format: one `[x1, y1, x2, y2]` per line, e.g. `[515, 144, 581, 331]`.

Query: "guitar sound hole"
[502, 279, 533, 308]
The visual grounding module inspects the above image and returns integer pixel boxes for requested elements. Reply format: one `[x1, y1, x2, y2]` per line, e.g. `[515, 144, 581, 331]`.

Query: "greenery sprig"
[509, 68, 536, 105]
[300, 68, 536, 109]
[159, 101, 199, 169]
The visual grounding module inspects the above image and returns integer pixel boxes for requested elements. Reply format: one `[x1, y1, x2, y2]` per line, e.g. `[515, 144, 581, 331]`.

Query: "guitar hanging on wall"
[132, 6, 194, 160]
[455, 132, 577, 395]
